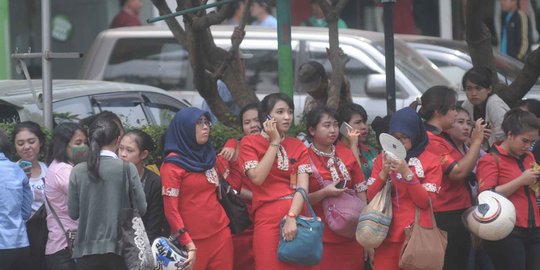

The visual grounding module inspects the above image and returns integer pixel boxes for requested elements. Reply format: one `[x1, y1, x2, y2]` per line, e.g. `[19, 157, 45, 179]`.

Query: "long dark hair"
[258, 93, 294, 124]
[87, 117, 121, 180]
[46, 123, 86, 164]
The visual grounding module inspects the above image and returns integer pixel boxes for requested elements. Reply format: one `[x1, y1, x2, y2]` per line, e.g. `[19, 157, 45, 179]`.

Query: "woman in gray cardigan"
[68, 117, 147, 270]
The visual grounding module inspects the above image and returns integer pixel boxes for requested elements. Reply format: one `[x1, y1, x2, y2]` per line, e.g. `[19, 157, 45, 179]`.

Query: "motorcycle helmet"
[152, 237, 188, 270]
[463, 190, 516, 241]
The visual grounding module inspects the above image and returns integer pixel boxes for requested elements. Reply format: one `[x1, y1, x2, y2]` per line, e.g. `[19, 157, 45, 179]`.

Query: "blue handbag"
[277, 187, 324, 266]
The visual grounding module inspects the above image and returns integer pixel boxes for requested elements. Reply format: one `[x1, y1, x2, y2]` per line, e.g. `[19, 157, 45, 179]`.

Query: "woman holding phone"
[305, 106, 367, 270]
[238, 93, 314, 270]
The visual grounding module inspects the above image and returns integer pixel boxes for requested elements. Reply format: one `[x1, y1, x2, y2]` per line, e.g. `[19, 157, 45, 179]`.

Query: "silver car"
[78, 25, 451, 121]
[0, 80, 188, 127]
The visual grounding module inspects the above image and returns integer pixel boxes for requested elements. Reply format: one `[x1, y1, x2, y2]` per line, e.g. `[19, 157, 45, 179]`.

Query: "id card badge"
[290, 173, 297, 189]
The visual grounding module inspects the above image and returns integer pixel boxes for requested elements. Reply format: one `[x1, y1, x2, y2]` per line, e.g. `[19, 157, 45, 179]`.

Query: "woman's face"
[439, 105, 458, 130]
[66, 129, 87, 152]
[348, 113, 369, 143]
[465, 81, 492, 106]
[195, 115, 211, 145]
[392, 132, 412, 151]
[507, 130, 538, 157]
[269, 100, 293, 133]
[446, 110, 471, 144]
[119, 135, 147, 166]
[309, 113, 339, 147]
[14, 129, 42, 162]
[242, 109, 261, 136]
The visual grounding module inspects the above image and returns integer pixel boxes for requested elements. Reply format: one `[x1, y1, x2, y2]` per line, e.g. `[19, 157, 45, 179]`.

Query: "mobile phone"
[335, 179, 347, 189]
[339, 122, 353, 138]
[265, 114, 273, 121]
[19, 160, 32, 174]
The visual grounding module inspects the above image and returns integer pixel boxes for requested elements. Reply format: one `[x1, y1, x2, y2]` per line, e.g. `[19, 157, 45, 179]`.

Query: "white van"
[79, 25, 452, 121]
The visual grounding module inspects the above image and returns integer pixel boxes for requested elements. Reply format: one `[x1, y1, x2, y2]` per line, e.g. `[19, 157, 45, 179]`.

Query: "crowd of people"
[1, 65, 540, 270]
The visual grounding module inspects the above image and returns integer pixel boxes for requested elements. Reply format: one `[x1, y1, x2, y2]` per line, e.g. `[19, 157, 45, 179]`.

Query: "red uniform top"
[238, 134, 312, 210]
[477, 145, 540, 228]
[109, 9, 141, 28]
[216, 139, 255, 218]
[161, 156, 229, 245]
[425, 127, 472, 212]
[367, 150, 442, 242]
[308, 143, 366, 243]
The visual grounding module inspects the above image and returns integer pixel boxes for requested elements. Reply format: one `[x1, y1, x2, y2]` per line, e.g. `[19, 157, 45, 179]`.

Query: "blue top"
[252, 15, 277, 27]
[0, 152, 32, 249]
[201, 80, 241, 123]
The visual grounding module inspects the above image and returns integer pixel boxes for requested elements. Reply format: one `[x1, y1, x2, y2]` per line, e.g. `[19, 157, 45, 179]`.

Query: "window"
[104, 38, 193, 91]
[142, 93, 186, 126]
[54, 96, 93, 123]
[92, 94, 149, 127]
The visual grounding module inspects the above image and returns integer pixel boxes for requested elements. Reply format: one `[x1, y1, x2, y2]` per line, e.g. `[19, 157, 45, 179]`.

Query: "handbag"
[356, 178, 393, 248]
[151, 230, 188, 270]
[399, 198, 448, 270]
[45, 197, 76, 254]
[310, 158, 365, 238]
[118, 161, 155, 270]
[217, 178, 252, 234]
[277, 187, 324, 266]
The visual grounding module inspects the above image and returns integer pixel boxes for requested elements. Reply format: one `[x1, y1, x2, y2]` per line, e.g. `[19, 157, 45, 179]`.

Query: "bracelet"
[270, 143, 280, 148]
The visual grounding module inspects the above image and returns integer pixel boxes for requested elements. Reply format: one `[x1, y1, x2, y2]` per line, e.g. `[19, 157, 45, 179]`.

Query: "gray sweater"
[68, 157, 147, 258]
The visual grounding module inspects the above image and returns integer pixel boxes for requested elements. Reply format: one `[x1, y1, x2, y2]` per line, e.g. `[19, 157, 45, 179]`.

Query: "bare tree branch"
[151, 0, 187, 46]
[192, 1, 235, 30]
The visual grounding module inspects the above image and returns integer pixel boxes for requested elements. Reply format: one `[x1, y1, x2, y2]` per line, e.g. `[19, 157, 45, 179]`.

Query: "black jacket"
[501, 9, 531, 60]
[141, 168, 169, 242]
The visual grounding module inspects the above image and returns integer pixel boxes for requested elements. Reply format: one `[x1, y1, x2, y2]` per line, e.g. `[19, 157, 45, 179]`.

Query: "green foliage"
[210, 122, 243, 152]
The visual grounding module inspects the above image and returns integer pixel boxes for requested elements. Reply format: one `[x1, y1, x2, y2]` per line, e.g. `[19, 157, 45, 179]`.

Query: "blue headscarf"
[389, 107, 429, 161]
[163, 108, 216, 172]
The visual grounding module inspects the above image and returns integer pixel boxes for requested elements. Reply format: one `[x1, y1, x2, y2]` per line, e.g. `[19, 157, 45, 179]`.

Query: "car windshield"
[372, 40, 452, 92]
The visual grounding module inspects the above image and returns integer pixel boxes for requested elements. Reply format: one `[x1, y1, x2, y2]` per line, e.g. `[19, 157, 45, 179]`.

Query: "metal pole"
[382, 0, 396, 115]
[42, 0, 53, 130]
[276, 0, 293, 98]
[439, 0, 452, 39]
[147, 0, 237, 23]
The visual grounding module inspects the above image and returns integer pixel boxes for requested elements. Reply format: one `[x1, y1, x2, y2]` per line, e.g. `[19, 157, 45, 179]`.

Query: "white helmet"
[152, 237, 188, 270]
[463, 190, 516, 241]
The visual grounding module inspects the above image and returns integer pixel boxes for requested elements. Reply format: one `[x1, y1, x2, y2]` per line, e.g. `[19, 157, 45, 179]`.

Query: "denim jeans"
[484, 227, 540, 270]
[45, 248, 76, 270]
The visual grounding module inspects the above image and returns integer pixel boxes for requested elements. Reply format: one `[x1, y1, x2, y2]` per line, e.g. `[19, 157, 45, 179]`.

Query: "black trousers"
[435, 209, 471, 270]
[484, 227, 540, 270]
[0, 247, 31, 270]
[45, 248, 76, 270]
[75, 253, 127, 270]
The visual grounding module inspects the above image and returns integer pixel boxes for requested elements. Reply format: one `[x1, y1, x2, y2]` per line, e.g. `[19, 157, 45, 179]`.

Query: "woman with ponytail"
[68, 117, 147, 270]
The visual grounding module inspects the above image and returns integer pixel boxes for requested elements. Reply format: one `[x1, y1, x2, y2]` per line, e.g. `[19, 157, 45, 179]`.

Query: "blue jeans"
[484, 227, 540, 270]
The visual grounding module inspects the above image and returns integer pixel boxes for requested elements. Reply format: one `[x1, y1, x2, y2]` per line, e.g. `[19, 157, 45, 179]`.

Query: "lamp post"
[276, 0, 293, 98]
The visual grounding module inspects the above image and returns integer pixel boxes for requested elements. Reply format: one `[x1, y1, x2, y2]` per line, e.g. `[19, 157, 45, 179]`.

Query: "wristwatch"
[404, 172, 414, 182]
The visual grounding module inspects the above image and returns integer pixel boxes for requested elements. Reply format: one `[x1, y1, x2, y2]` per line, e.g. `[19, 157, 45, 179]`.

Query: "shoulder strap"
[45, 196, 71, 245]
[308, 157, 325, 188]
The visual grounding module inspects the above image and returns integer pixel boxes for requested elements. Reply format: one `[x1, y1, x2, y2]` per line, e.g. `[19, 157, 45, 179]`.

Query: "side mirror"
[365, 74, 387, 98]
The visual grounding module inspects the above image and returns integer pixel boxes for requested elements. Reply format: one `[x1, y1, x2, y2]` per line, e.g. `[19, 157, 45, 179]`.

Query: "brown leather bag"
[399, 199, 448, 270]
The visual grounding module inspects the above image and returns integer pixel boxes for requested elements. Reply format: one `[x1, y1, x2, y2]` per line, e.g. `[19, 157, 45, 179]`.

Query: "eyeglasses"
[196, 119, 212, 128]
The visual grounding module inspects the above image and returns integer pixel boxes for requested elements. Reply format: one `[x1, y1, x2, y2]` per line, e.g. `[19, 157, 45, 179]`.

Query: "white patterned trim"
[297, 164, 312, 174]
[408, 158, 425, 178]
[131, 215, 152, 266]
[367, 177, 376, 186]
[356, 181, 368, 192]
[422, 183, 439, 193]
[162, 187, 179, 197]
[205, 168, 219, 186]
[243, 160, 258, 174]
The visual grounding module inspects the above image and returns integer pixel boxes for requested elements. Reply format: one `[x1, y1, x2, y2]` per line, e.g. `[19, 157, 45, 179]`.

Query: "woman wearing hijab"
[161, 108, 233, 270]
[367, 107, 443, 270]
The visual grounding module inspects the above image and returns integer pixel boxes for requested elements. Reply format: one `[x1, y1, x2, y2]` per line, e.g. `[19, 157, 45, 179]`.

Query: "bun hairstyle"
[87, 117, 121, 180]
[418, 85, 457, 120]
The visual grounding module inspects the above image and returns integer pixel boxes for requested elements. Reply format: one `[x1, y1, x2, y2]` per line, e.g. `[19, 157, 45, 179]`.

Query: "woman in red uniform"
[419, 85, 488, 270]
[478, 108, 540, 270]
[161, 108, 233, 270]
[367, 107, 442, 270]
[305, 106, 367, 270]
[238, 93, 314, 270]
[216, 103, 260, 270]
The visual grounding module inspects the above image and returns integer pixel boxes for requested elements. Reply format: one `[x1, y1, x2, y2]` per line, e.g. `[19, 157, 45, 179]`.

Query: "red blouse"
[367, 150, 442, 242]
[238, 134, 312, 210]
[425, 130, 472, 212]
[308, 143, 366, 243]
[161, 156, 229, 245]
[477, 145, 540, 228]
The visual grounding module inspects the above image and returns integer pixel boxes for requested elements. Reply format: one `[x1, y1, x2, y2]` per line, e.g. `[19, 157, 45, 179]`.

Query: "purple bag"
[310, 159, 366, 238]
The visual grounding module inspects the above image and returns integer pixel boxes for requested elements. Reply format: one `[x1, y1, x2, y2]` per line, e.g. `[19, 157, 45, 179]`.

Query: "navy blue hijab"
[163, 108, 216, 172]
[389, 107, 429, 161]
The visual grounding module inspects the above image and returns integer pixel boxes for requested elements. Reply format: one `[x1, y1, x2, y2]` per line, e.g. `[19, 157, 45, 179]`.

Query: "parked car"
[0, 80, 188, 127]
[399, 35, 540, 93]
[78, 25, 451, 121]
